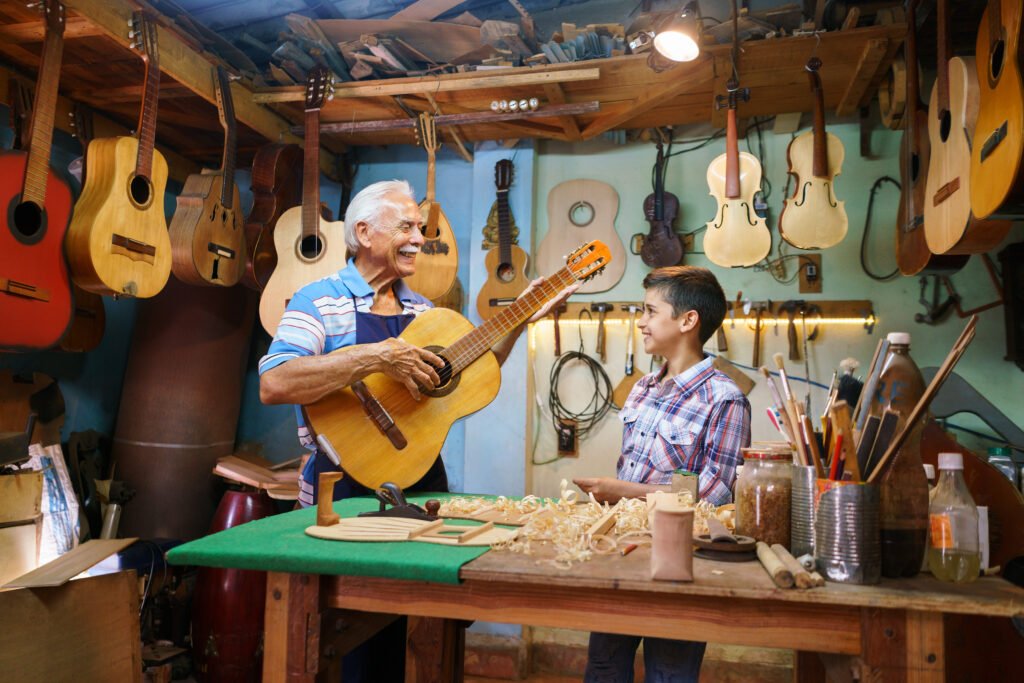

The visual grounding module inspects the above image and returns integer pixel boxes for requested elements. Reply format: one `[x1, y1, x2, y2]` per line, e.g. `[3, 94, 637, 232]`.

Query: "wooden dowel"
[456, 521, 494, 543]
[407, 518, 445, 538]
[756, 541, 794, 588]
[801, 414, 826, 477]
[316, 472, 344, 527]
[771, 543, 816, 589]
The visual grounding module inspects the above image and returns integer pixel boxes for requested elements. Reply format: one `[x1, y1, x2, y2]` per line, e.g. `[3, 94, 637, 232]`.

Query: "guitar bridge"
[351, 381, 407, 450]
[207, 242, 237, 259]
[0, 278, 49, 302]
[979, 121, 1007, 163]
[110, 234, 156, 264]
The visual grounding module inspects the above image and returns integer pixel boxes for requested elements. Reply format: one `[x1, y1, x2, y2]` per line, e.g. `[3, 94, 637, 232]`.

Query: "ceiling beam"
[254, 67, 602, 103]
[542, 83, 582, 141]
[581, 68, 713, 140]
[62, 0, 336, 172]
[836, 38, 890, 116]
[0, 15, 103, 43]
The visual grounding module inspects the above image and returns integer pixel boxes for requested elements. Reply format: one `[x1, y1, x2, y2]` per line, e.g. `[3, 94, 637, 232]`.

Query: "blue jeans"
[585, 632, 706, 683]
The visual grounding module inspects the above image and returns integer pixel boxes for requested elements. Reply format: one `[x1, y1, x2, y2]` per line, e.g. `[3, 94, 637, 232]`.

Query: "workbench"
[167, 496, 1024, 682]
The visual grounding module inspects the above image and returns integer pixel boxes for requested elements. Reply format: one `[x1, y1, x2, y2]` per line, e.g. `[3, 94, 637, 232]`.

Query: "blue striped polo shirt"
[258, 259, 433, 449]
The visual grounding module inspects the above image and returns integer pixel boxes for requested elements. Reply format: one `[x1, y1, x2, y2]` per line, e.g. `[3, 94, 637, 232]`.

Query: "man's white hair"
[343, 179, 417, 254]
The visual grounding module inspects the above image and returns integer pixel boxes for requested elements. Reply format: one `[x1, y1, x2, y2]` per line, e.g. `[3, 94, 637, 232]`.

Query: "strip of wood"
[4, 538, 136, 589]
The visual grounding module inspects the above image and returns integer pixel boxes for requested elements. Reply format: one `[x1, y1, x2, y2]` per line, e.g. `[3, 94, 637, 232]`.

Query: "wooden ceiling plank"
[581, 67, 713, 140]
[542, 83, 581, 140]
[61, 0, 331, 168]
[255, 67, 602, 103]
[392, 0, 467, 21]
[835, 38, 890, 116]
[424, 93, 474, 163]
[65, 82, 195, 103]
[0, 15, 102, 43]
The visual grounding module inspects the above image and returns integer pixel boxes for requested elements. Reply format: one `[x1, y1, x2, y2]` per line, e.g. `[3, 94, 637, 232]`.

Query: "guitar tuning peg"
[509, 100, 519, 112]
[529, 97, 539, 110]
[490, 101, 500, 112]
[518, 99, 529, 111]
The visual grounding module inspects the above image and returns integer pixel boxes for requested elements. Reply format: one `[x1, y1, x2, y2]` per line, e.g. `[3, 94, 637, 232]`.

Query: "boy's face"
[638, 287, 698, 357]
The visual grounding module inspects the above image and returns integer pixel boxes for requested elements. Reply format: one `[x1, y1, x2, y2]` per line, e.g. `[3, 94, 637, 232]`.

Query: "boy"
[574, 265, 751, 682]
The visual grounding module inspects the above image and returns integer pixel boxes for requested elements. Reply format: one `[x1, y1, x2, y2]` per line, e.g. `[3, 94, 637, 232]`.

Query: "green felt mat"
[165, 494, 494, 585]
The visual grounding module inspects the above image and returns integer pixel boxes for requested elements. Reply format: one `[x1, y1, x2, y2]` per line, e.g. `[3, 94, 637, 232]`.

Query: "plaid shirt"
[617, 355, 750, 505]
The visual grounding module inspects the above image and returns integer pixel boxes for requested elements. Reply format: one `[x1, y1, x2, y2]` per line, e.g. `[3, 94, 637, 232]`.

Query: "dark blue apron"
[301, 308, 449, 504]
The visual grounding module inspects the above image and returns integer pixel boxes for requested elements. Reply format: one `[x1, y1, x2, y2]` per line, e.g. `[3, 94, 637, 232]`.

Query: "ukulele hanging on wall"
[778, 57, 848, 250]
[703, 80, 771, 267]
[476, 159, 530, 321]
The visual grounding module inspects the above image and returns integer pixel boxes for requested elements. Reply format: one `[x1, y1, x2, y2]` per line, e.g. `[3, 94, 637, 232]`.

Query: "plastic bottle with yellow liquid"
[928, 452, 980, 583]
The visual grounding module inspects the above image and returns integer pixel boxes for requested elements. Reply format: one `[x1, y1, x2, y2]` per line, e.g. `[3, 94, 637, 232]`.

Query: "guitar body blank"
[537, 179, 625, 293]
[475, 244, 529, 321]
[303, 307, 501, 489]
[971, 2, 1024, 219]
[403, 200, 459, 300]
[779, 131, 848, 250]
[0, 151, 73, 350]
[65, 136, 171, 298]
[169, 171, 243, 287]
[925, 57, 1011, 255]
[704, 151, 771, 267]
[258, 204, 346, 336]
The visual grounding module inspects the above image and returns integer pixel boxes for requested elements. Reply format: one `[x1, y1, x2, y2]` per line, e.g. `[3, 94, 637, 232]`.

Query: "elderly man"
[260, 178, 571, 504]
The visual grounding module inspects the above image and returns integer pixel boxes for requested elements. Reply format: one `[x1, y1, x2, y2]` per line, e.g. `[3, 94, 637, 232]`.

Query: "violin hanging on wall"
[634, 139, 683, 268]
[703, 80, 771, 268]
[778, 57, 848, 250]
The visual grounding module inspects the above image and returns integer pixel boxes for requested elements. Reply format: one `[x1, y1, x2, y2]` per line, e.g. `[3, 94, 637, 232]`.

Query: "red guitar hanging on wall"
[0, 0, 73, 351]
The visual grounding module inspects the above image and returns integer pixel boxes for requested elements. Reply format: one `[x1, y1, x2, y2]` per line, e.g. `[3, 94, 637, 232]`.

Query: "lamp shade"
[653, 29, 700, 62]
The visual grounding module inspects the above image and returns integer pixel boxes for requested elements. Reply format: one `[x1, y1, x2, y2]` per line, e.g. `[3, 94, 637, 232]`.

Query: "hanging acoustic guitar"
[304, 240, 611, 489]
[259, 66, 347, 336]
[64, 11, 171, 299]
[923, 0, 1011, 254]
[476, 159, 530, 321]
[403, 113, 459, 300]
[778, 58, 848, 250]
[896, 0, 968, 276]
[240, 143, 303, 291]
[635, 140, 683, 268]
[703, 81, 771, 267]
[0, 0, 73, 351]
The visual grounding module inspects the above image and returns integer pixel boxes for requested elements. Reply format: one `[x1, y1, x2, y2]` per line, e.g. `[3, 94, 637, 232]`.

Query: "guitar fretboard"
[23, 2, 65, 207]
[496, 188, 512, 265]
[301, 108, 321, 240]
[135, 14, 160, 181]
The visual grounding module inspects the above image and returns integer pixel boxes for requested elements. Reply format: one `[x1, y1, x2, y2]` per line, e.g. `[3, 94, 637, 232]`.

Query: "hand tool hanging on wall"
[747, 301, 771, 368]
[622, 305, 638, 376]
[591, 302, 612, 363]
[551, 302, 566, 357]
[801, 304, 822, 415]
[778, 300, 802, 361]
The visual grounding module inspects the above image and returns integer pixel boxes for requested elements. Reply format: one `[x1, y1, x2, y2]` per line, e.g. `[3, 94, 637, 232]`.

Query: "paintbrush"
[759, 366, 793, 441]
[773, 353, 811, 467]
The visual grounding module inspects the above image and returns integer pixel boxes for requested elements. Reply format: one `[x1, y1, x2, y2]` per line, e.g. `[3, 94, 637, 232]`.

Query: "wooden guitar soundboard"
[305, 517, 517, 546]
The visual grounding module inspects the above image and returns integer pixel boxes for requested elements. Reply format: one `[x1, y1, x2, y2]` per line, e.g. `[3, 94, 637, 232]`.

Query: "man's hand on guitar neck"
[376, 337, 444, 400]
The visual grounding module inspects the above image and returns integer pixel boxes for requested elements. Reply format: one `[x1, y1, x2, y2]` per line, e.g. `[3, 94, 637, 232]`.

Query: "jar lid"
[938, 452, 964, 470]
[988, 446, 1012, 457]
[887, 332, 911, 345]
[742, 447, 792, 461]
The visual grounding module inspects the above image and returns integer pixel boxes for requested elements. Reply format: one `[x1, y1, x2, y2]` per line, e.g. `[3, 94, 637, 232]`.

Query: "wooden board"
[0, 471, 43, 524]
[3, 537, 136, 589]
[0, 570, 141, 682]
[213, 454, 300, 497]
[0, 517, 40, 586]
[306, 517, 517, 546]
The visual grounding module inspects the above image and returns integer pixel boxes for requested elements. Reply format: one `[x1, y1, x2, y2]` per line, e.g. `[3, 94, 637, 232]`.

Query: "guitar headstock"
[213, 65, 235, 131]
[565, 241, 612, 282]
[805, 57, 823, 92]
[495, 159, 514, 192]
[714, 78, 750, 111]
[417, 112, 439, 154]
[40, 0, 64, 33]
[129, 12, 159, 68]
[304, 66, 335, 111]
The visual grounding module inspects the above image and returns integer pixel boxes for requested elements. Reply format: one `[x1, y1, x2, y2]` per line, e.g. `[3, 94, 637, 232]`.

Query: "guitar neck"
[725, 108, 740, 199]
[936, 0, 950, 112]
[135, 18, 160, 180]
[215, 67, 237, 209]
[446, 266, 575, 374]
[809, 69, 829, 178]
[301, 108, 321, 239]
[23, 1, 65, 207]
[653, 145, 665, 221]
[906, 0, 922, 108]
[988, 0, 1002, 56]
[496, 189, 513, 264]
[425, 147, 436, 203]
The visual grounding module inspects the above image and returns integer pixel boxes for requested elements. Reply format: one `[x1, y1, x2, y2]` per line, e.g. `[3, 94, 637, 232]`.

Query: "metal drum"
[815, 481, 881, 585]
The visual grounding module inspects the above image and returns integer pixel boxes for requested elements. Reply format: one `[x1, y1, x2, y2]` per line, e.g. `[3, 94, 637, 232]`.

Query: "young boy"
[574, 265, 751, 682]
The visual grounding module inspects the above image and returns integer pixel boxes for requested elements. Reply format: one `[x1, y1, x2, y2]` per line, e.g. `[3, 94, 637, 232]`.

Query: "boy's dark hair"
[642, 266, 726, 344]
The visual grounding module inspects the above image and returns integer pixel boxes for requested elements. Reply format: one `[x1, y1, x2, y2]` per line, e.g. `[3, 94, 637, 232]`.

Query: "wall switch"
[799, 253, 822, 293]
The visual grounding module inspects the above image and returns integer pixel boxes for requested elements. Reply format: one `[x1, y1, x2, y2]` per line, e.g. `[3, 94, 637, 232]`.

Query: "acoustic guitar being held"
[924, 0, 1010, 255]
[0, 0, 73, 351]
[403, 113, 458, 300]
[635, 140, 684, 268]
[304, 240, 612, 489]
[779, 58, 848, 251]
[258, 67, 347, 336]
[896, 0, 967, 276]
[971, 0, 1024, 219]
[240, 143, 303, 291]
[703, 81, 771, 267]
[476, 159, 530, 321]
[169, 66, 243, 287]
[64, 12, 171, 299]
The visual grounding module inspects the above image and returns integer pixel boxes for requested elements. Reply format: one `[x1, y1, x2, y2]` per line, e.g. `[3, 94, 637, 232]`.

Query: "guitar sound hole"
[12, 200, 43, 240]
[300, 234, 323, 260]
[421, 347, 459, 398]
[991, 40, 1005, 83]
[569, 201, 595, 227]
[130, 175, 152, 206]
[497, 262, 515, 283]
[939, 110, 951, 144]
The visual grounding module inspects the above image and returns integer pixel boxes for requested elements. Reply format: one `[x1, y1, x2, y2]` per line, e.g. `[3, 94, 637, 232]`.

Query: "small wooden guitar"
[924, 0, 1011, 255]
[636, 140, 684, 268]
[0, 0, 73, 351]
[259, 67, 347, 336]
[971, 0, 1024, 219]
[704, 81, 771, 267]
[169, 66, 243, 287]
[779, 58, 848, 250]
[241, 143, 303, 291]
[476, 159, 530, 321]
[403, 113, 458, 300]
[65, 12, 171, 299]
[304, 240, 611, 489]
[896, 0, 968, 276]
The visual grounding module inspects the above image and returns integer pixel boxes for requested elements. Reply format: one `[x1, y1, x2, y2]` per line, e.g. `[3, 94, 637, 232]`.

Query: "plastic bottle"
[928, 452, 980, 583]
[921, 463, 936, 572]
[868, 332, 929, 578]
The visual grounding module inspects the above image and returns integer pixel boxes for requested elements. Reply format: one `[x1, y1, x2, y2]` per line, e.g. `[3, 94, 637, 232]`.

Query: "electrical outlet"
[799, 253, 822, 293]
[557, 419, 578, 456]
